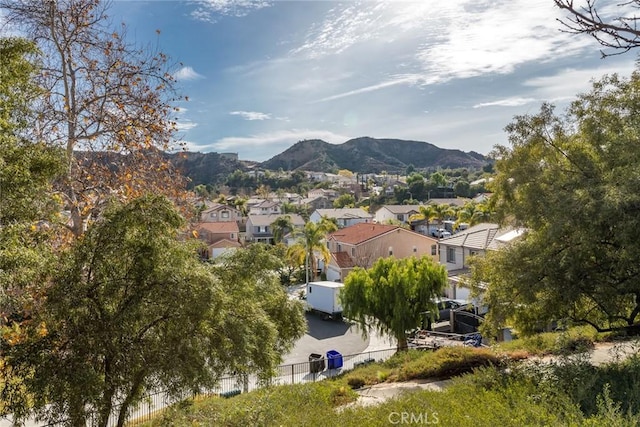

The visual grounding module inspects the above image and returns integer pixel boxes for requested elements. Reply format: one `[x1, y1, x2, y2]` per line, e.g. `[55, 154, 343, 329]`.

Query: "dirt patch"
[340, 379, 452, 409]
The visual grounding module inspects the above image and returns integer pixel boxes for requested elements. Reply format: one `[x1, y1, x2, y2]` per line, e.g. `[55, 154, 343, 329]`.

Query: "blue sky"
[110, 1, 635, 161]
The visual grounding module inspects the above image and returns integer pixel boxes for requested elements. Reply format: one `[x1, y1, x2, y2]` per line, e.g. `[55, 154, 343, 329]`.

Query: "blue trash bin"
[326, 350, 343, 369]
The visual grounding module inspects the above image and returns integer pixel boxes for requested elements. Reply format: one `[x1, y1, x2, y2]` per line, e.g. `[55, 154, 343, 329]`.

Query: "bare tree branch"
[555, 0, 640, 57]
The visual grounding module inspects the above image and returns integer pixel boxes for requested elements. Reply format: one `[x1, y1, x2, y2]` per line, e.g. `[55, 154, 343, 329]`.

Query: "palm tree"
[409, 204, 436, 231]
[298, 217, 338, 283]
[431, 203, 455, 230]
[270, 215, 294, 245]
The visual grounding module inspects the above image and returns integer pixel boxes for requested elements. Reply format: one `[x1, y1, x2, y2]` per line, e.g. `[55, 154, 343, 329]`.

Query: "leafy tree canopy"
[1, 195, 306, 427]
[472, 68, 640, 336]
[341, 256, 447, 350]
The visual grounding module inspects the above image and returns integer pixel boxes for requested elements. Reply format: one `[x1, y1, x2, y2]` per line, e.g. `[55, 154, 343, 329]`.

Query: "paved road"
[282, 312, 371, 365]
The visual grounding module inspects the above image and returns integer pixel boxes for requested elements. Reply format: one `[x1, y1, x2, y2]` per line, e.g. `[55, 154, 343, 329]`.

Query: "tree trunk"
[116, 371, 145, 427]
[396, 334, 409, 352]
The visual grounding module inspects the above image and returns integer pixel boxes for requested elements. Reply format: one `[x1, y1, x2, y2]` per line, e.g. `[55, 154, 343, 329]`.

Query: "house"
[200, 203, 243, 223]
[249, 200, 282, 216]
[245, 213, 305, 244]
[309, 208, 372, 228]
[307, 188, 338, 201]
[425, 198, 470, 208]
[324, 223, 439, 282]
[194, 222, 241, 259]
[438, 223, 522, 300]
[374, 205, 422, 225]
[299, 195, 332, 211]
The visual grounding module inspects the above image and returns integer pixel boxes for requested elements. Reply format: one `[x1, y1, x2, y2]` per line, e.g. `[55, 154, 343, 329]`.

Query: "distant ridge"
[259, 137, 487, 173]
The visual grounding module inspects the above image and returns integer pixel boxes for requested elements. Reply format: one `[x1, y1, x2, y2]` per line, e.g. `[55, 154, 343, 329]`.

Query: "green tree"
[271, 214, 294, 244]
[0, 37, 63, 327]
[454, 180, 471, 198]
[294, 218, 338, 283]
[431, 203, 455, 230]
[409, 204, 436, 231]
[0, 37, 63, 225]
[333, 193, 355, 208]
[429, 171, 447, 187]
[340, 256, 447, 350]
[471, 69, 640, 336]
[1, 195, 306, 427]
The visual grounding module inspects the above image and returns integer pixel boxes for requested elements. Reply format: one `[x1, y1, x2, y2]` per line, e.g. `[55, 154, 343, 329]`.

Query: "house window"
[259, 226, 267, 233]
[431, 244, 437, 256]
[388, 246, 393, 256]
[221, 211, 229, 219]
[351, 247, 356, 256]
[337, 244, 342, 252]
[230, 233, 235, 239]
[446, 247, 456, 263]
[397, 214, 404, 221]
[413, 246, 417, 253]
[210, 212, 217, 218]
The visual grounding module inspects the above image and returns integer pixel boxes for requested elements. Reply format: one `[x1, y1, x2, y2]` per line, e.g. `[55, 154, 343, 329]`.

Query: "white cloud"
[174, 66, 204, 81]
[229, 111, 271, 120]
[176, 120, 198, 131]
[190, 0, 272, 23]
[524, 63, 637, 100]
[473, 97, 538, 108]
[288, 0, 603, 102]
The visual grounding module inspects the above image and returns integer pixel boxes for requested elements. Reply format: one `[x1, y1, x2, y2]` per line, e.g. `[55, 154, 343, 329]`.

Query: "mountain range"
[167, 137, 488, 186]
[259, 137, 486, 173]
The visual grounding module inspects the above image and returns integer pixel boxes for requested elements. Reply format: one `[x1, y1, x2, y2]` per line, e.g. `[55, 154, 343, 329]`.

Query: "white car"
[432, 228, 451, 238]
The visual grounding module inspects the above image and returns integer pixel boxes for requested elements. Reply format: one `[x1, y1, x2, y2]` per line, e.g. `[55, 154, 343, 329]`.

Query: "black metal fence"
[28, 347, 397, 427]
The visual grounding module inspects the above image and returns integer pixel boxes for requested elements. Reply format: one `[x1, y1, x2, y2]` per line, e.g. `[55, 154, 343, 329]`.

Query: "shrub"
[347, 377, 365, 390]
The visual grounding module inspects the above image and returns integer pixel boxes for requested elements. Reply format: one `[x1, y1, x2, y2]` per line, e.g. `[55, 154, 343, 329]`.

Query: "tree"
[454, 180, 470, 198]
[0, 37, 63, 326]
[270, 214, 294, 244]
[1, 0, 186, 238]
[333, 193, 355, 208]
[471, 69, 640, 336]
[409, 204, 436, 231]
[293, 218, 338, 283]
[1, 195, 306, 427]
[340, 256, 447, 350]
[431, 203, 455, 230]
[429, 171, 447, 187]
[555, 0, 640, 57]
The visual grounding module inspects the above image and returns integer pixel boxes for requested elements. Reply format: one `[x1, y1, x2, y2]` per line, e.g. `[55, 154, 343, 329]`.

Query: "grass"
[493, 326, 608, 356]
[136, 346, 640, 427]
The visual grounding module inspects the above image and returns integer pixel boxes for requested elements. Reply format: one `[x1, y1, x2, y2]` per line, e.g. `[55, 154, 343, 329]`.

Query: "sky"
[43, 1, 640, 161]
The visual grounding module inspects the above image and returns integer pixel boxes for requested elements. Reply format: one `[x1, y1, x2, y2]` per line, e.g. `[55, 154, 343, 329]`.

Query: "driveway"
[281, 312, 371, 365]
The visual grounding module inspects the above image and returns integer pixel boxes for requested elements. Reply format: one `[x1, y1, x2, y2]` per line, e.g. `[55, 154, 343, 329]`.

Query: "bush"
[347, 377, 365, 389]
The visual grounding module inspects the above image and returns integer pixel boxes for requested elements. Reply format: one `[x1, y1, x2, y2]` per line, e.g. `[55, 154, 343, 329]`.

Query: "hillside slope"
[260, 137, 487, 173]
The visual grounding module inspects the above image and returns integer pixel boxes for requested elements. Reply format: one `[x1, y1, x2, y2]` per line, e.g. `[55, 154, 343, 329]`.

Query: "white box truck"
[306, 281, 344, 319]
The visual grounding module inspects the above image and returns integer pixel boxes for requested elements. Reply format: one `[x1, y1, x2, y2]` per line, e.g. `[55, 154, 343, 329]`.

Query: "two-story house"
[324, 223, 439, 282]
[249, 200, 282, 216]
[200, 203, 243, 223]
[245, 214, 305, 244]
[194, 222, 241, 259]
[374, 205, 422, 225]
[309, 208, 372, 228]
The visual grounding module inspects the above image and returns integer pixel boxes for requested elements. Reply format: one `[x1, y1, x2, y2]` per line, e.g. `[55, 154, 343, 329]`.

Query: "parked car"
[432, 228, 451, 239]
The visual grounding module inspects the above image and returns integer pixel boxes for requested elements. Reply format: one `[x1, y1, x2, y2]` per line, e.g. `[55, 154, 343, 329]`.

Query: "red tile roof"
[332, 251, 356, 269]
[328, 223, 398, 245]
